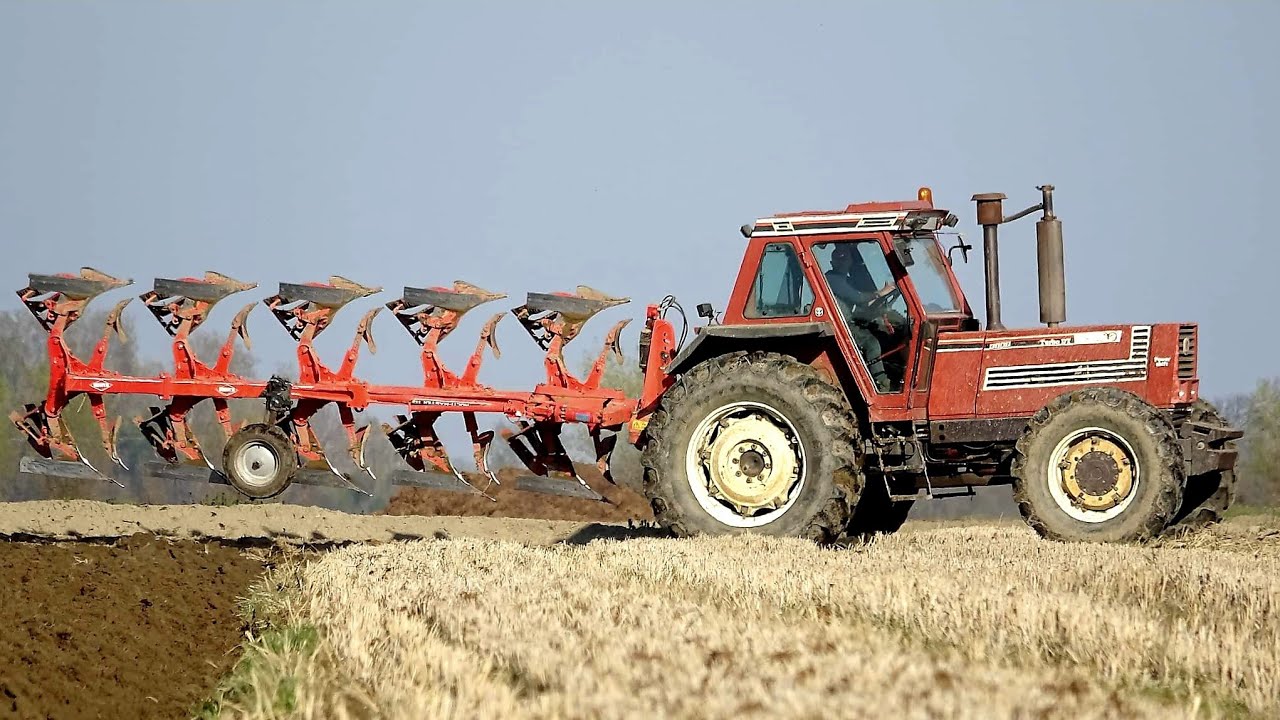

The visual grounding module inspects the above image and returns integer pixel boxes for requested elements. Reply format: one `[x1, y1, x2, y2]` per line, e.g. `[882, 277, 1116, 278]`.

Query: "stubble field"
[210, 512, 1280, 719]
[1, 494, 1278, 719]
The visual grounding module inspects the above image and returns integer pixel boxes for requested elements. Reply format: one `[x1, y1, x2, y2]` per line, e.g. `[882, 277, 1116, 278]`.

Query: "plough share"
[11, 268, 649, 501]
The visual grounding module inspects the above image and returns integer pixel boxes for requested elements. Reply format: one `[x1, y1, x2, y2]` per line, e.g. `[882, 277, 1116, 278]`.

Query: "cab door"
[805, 234, 921, 421]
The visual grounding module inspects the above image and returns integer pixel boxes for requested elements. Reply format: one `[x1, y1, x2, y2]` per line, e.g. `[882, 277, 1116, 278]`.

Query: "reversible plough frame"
[10, 268, 642, 501]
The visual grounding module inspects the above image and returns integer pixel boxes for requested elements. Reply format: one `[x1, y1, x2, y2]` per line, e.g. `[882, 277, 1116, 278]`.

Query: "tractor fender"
[664, 322, 834, 376]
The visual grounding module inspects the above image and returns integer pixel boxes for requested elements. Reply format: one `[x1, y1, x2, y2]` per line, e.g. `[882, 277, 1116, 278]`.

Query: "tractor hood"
[928, 322, 1198, 418]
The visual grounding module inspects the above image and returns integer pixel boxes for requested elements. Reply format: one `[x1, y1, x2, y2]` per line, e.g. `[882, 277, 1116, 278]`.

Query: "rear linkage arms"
[10, 268, 637, 502]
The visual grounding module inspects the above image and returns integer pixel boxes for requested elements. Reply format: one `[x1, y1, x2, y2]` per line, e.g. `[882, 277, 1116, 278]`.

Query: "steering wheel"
[866, 286, 902, 312]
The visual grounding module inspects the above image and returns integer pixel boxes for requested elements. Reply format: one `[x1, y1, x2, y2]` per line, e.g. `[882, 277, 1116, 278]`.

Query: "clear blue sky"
[1, 1, 1275, 404]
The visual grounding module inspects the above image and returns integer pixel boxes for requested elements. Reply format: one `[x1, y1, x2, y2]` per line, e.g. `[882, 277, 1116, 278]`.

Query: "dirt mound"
[383, 464, 654, 524]
[0, 499, 643, 546]
[0, 534, 262, 720]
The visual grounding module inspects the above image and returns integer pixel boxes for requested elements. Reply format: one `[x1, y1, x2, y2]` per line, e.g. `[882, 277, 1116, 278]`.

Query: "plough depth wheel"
[222, 423, 298, 498]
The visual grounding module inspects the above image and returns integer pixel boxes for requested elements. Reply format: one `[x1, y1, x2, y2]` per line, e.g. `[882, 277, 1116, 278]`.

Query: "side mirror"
[946, 235, 973, 265]
[894, 244, 916, 267]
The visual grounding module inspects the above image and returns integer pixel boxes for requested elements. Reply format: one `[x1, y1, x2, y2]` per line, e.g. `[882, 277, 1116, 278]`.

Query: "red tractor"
[11, 184, 1239, 544]
[630, 185, 1240, 543]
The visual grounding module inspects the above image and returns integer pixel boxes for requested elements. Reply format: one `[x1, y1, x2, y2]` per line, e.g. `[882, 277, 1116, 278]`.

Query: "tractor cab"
[681, 188, 980, 423]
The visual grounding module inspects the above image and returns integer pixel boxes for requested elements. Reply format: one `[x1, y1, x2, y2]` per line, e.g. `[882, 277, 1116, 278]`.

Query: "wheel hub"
[1058, 434, 1135, 512]
[700, 412, 800, 516]
[233, 441, 280, 489]
[739, 449, 766, 477]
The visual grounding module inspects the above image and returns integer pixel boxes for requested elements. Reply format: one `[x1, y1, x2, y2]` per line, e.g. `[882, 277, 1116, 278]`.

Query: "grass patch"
[1224, 504, 1280, 519]
[193, 624, 321, 719]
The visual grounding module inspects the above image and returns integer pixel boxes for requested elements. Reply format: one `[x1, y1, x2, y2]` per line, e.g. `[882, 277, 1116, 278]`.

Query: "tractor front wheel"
[639, 351, 863, 543]
[1012, 388, 1183, 543]
[222, 423, 299, 499]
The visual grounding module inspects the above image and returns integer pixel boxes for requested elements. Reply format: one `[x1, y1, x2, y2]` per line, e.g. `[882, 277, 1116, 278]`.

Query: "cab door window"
[744, 242, 814, 318]
[815, 241, 912, 394]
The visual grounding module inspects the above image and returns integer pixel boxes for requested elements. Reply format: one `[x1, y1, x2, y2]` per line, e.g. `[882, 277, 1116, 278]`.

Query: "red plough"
[11, 268, 641, 501]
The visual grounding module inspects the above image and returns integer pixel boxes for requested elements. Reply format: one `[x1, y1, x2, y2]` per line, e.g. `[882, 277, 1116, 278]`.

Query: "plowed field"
[381, 465, 653, 523]
[0, 534, 262, 720]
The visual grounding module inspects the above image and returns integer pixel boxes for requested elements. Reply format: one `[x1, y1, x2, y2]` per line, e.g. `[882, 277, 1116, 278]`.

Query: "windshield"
[897, 235, 963, 314]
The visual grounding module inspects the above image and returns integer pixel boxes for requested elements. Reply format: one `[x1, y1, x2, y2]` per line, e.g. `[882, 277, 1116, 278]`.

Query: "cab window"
[744, 242, 814, 318]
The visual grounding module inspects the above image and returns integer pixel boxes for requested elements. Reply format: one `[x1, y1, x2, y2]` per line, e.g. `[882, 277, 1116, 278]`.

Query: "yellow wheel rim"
[1048, 427, 1141, 523]
[685, 401, 806, 528]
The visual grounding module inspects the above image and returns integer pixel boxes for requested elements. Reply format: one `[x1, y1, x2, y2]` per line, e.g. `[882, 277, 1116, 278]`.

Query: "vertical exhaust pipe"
[971, 185, 1066, 331]
[971, 193, 1007, 331]
[1035, 185, 1066, 327]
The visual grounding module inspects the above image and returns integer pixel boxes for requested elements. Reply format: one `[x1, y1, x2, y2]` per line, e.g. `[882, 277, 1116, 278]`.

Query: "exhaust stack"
[970, 184, 1066, 330]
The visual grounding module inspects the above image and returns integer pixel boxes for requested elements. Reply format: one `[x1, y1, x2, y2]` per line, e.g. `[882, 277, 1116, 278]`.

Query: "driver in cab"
[825, 243, 896, 392]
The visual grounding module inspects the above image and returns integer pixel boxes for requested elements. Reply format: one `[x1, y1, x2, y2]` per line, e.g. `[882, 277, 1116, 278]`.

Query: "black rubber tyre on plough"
[221, 423, 298, 499]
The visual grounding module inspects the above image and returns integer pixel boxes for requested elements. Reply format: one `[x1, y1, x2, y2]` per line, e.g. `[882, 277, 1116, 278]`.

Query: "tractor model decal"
[938, 330, 1123, 354]
[980, 326, 1151, 391]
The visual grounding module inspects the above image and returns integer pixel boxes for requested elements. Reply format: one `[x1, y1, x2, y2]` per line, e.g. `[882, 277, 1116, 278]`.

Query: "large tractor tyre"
[1170, 399, 1238, 528]
[1012, 388, 1183, 543]
[846, 479, 914, 538]
[639, 351, 863, 544]
[221, 423, 299, 499]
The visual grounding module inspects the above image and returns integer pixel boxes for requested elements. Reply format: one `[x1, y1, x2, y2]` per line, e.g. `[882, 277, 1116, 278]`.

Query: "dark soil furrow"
[0, 534, 261, 720]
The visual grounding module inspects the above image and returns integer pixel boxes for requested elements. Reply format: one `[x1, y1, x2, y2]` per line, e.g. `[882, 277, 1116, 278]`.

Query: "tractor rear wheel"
[1012, 388, 1183, 543]
[1170, 399, 1238, 528]
[222, 423, 298, 499]
[639, 351, 863, 543]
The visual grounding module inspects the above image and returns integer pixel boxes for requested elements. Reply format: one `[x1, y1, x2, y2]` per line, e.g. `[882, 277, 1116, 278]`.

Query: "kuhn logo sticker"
[217, 385, 236, 396]
[411, 398, 483, 408]
[90, 380, 112, 392]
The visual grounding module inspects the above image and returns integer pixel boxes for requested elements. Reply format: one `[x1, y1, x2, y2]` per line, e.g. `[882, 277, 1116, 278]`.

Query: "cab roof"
[748, 198, 955, 239]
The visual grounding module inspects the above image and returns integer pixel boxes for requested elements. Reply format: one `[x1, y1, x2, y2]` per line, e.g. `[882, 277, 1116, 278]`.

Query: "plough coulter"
[11, 269, 645, 500]
[10, 185, 1242, 544]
